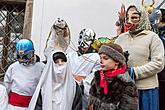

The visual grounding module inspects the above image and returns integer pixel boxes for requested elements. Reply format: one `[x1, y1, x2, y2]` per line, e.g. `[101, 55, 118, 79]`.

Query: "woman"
[115, 5, 164, 110]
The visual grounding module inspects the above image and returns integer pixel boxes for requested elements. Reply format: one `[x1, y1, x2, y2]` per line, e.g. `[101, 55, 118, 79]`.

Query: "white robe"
[43, 20, 100, 109]
[44, 23, 100, 97]
[4, 62, 45, 110]
[0, 84, 8, 110]
[28, 50, 76, 110]
[67, 51, 100, 96]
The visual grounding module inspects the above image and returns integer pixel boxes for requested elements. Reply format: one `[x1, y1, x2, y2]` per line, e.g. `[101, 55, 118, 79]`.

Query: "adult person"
[115, 5, 164, 110]
[3, 39, 45, 110]
[88, 44, 138, 110]
[158, 8, 165, 47]
[44, 18, 100, 110]
[157, 8, 165, 110]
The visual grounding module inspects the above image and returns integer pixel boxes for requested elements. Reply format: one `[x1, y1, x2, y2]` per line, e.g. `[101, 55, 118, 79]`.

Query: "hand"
[128, 67, 135, 80]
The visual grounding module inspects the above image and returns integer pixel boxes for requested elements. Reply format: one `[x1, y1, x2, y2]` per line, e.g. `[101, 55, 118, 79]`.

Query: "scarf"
[100, 66, 126, 95]
[127, 5, 151, 35]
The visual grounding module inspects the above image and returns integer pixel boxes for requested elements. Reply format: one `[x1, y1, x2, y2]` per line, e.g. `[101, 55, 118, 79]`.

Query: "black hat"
[53, 52, 67, 62]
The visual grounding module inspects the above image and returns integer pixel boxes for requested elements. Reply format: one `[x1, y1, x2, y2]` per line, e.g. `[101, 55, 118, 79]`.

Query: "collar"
[124, 30, 150, 38]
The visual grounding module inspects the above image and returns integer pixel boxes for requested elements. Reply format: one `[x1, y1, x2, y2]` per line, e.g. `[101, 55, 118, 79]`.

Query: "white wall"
[31, 0, 165, 60]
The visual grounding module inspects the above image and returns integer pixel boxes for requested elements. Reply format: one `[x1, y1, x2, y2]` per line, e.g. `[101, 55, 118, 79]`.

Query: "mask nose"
[127, 17, 132, 24]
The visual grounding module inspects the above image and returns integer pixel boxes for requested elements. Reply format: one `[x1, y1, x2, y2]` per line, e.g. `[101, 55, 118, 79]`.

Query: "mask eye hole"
[17, 51, 33, 60]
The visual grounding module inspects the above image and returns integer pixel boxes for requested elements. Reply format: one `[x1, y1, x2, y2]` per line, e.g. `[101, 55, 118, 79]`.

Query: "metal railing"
[0, 1, 26, 78]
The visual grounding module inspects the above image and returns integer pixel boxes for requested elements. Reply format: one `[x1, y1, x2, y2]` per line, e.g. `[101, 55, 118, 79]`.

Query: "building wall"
[31, 0, 165, 61]
[23, 0, 33, 39]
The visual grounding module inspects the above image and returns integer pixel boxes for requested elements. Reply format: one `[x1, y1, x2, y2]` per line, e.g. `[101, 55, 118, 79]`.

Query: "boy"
[88, 44, 138, 110]
[28, 50, 82, 110]
[4, 39, 45, 110]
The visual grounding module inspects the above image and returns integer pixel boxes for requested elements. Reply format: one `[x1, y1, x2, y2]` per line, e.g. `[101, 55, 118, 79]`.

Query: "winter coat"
[158, 25, 165, 81]
[88, 70, 138, 110]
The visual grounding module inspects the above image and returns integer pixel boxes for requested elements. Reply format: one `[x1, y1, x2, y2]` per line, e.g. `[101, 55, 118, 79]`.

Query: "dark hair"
[53, 52, 67, 62]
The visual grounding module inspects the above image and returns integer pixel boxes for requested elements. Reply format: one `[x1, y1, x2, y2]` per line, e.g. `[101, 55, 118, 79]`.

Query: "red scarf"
[100, 66, 126, 95]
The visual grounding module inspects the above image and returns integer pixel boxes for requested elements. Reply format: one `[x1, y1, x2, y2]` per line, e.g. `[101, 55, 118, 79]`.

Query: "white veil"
[28, 50, 76, 110]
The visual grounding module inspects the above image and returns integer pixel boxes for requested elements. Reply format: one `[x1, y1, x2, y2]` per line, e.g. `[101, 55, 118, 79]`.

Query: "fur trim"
[98, 45, 125, 64]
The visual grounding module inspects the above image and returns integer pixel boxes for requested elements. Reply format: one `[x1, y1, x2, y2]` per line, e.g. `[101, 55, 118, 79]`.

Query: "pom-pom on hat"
[53, 52, 67, 62]
[98, 44, 126, 65]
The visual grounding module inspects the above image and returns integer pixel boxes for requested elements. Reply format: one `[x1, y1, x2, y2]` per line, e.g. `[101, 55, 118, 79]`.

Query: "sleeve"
[71, 82, 82, 110]
[82, 56, 100, 96]
[134, 35, 164, 80]
[0, 84, 8, 110]
[44, 27, 70, 59]
[118, 82, 138, 110]
[44, 28, 59, 59]
[3, 65, 13, 93]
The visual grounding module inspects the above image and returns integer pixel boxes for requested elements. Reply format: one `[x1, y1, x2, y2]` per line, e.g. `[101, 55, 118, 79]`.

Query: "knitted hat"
[53, 52, 67, 62]
[98, 44, 126, 65]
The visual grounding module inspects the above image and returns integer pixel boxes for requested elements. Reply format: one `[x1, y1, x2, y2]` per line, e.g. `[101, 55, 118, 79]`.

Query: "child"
[3, 39, 45, 110]
[28, 50, 82, 110]
[88, 44, 138, 110]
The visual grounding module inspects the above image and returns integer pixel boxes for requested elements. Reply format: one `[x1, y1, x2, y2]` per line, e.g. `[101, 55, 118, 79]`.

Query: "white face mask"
[53, 63, 67, 83]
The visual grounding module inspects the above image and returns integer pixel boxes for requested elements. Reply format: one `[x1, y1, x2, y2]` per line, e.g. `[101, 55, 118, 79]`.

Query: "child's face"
[100, 53, 119, 71]
[54, 58, 66, 66]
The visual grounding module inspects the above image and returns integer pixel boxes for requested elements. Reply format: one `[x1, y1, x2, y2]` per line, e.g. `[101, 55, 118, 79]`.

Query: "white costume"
[0, 84, 8, 110]
[4, 62, 44, 110]
[67, 52, 100, 95]
[28, 50, 76, 110]
[44, 23, 100, 97]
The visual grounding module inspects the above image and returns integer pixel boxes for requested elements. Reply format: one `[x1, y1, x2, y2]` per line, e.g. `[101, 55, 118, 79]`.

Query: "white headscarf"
[28, 50, 76, 110]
